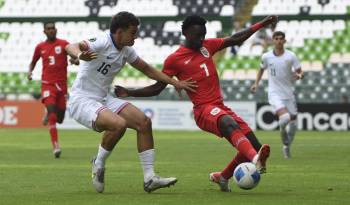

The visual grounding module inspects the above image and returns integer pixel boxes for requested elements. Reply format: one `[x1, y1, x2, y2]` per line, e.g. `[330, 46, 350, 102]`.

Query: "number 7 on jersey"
[200, 63, 209, 77]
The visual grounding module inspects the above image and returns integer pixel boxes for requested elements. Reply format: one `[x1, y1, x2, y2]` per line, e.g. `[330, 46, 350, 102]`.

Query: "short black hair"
[273, 31, 285, 39]
[43, 22, 55, 29]
[110, 11, 140, 33]
[181, 15, 207, 34]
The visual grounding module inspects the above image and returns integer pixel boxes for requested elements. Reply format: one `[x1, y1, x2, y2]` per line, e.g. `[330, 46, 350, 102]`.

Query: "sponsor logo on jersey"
[184, 57, 193, 64]
[106, 55, 114, 60]
[88, 38, 96, 42]
[200, 47, 210, 58]
[55, 46, 61, 54]
[210, 107, 221, 116]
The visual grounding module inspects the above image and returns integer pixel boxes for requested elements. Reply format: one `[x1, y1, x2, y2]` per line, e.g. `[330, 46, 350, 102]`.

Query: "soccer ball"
[233, 162, 260, 190]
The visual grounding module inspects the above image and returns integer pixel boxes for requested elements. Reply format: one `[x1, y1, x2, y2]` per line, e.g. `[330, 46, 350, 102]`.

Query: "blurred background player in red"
[27, 22, 79, 158]
[115, 15, 277, 192]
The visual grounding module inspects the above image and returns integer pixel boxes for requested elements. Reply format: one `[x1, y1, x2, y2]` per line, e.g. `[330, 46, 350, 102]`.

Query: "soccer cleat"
[53, 148, 61, 158]
[283, 145, 291, 159]
[143, 175, 177, 193]
[91, 157, 105, 193]
[209, 172, 231, 192]
[255, 144, 270, 174]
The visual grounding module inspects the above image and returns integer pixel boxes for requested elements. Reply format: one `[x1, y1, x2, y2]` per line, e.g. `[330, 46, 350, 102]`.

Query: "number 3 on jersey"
[97, 62, 111, 75]
[48, 56, 55, 65]
[200, 63, 209, 77]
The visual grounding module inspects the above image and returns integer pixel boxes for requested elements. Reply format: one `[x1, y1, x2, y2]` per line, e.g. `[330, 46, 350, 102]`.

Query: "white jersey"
[70, 32, 138, 100]
[260, 49, 301, 99]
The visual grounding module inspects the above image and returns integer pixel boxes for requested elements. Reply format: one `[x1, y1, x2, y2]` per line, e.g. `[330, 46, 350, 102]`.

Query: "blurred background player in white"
[28, 22, 79, 158]
[250, 31, 304, 159]
[65, 11, 196, 193]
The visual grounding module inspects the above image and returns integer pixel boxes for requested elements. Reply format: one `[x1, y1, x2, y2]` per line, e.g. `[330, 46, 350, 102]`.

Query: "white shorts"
[68, 94, 129, 132]
[268, 95, 298, 116]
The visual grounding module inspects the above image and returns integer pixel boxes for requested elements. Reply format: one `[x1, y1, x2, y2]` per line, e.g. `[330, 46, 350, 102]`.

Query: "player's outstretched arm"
[114, 81, 167, 98]
[250, 69, 265, 93]
[221, 15, 278, 50]
[130, 57, 197, 92]
[65, 42, 98, 61]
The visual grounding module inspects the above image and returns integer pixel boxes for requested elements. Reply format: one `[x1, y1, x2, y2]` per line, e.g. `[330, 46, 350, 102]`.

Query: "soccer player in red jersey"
[115, 15, 278, 192]
[28, 22, 79, 158]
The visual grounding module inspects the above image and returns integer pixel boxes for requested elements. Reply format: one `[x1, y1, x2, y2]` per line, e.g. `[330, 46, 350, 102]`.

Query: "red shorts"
[41, 82, 67, 110]
[193, 103, 252, 137]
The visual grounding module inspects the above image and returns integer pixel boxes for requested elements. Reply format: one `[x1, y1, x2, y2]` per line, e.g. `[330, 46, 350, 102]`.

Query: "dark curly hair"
[110, 11, 140, 34]
[181, 15, 207, 34]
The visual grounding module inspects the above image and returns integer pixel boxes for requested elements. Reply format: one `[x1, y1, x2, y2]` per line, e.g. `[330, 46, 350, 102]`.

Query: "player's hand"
[27, 71, 33, 81]
[261, 15, 278, 28]
[69, 58, 80, 65]
[250, 83, 258, 93]
[78, 50, 98, 61]
[114, 85, 129, 98]
[293, 72, 304, 80]
[174, 78, 197, 93]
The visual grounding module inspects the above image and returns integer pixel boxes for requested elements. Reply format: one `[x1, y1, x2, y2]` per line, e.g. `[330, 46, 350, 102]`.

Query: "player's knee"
[134, 115, 151, 132]
[219, 115, 240, 137]
[279, 113, 291, 128]
[290, 115, 297, 121]
[111, 118, 127, 133]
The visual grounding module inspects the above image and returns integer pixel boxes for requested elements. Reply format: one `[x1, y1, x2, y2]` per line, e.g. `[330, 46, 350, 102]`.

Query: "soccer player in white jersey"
[65, 12, 197, 193]
[250, 31, 304, 159]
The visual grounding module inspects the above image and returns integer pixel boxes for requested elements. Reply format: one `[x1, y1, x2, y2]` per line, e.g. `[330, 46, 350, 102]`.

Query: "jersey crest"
[200, 47, 210, 58]
[55, 46, 62, 54]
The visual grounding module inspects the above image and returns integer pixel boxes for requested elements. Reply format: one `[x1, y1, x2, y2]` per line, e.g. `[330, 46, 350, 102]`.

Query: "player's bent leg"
[218, 115, 257, 161]
[118, 104, 177, 192]
[92, 109, 128, 193]
[118, 104, 154, 152]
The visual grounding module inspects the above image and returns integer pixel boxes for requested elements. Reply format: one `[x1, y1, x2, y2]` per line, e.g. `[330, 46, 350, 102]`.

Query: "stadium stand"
[0, 0, 349, 103]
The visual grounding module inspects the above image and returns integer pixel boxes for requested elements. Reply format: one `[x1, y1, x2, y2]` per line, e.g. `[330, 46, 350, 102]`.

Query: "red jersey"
[163, 38, 225, 107]
[31, 38, 69, 83]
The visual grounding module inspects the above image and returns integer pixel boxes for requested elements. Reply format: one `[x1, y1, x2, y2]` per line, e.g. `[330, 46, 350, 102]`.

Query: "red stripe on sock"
[229, 130, 257, 161]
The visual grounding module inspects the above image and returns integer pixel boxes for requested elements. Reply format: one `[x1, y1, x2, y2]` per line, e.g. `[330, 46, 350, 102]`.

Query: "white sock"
[287, 120, 297, 144]
[95, 144, 111, 168]
[252, 154, 259, 164]
[139, 149, 156, 183]
[280, 126, 289, 146]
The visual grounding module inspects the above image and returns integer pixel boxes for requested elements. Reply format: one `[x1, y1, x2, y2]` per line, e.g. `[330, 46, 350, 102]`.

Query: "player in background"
[250, 31, 304, 159]
[28, 22, 79, 158]
[65, 12, 197, 193]
[114, 15, 278, 192]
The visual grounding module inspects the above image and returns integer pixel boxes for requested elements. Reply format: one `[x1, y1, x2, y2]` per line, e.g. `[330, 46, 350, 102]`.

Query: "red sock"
[228, 130, 257, 161]
[221, 152, 249, 180]
[48, 112, 58, 149]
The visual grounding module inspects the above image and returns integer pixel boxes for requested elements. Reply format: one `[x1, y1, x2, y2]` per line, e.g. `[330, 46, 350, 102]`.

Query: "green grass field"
[0, 129, 349, 205]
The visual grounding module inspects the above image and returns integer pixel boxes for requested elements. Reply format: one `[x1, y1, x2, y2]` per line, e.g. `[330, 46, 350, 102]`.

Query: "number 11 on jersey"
[200, 63, 209, 77]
